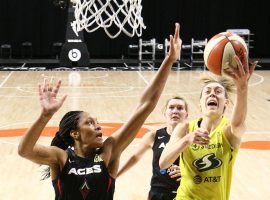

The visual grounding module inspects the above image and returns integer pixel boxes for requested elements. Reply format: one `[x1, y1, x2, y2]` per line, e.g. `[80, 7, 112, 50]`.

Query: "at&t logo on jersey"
[68, 165, 102, 175]
[193, 175, 221, 184]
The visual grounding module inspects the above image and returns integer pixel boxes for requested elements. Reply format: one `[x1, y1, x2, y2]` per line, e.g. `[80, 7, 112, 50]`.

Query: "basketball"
[204, 32, 248, 75]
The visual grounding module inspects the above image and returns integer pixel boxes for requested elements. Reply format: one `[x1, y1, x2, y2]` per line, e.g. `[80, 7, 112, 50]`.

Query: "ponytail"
[50, 131, 70, 150]
[41, 111, 83, 180]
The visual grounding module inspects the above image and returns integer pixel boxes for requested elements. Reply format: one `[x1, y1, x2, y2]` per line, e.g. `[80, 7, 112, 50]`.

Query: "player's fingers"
[53, 80, 62, 95]
[249, 61, 257, 76]
[174, 23, 180, 41]
[234, 55, 245, 76]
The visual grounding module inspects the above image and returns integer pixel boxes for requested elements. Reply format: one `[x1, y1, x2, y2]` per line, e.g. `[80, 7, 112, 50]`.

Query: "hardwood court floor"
[0, 70, 269, 200]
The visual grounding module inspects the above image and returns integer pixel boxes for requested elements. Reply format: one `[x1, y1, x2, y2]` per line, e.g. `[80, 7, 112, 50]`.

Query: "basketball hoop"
[71, 0, 146, 38]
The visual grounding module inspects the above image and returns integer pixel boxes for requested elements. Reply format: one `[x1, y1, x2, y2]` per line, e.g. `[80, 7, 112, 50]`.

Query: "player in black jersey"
[18, 23, 182, 200]
[117, 97, 188, 200]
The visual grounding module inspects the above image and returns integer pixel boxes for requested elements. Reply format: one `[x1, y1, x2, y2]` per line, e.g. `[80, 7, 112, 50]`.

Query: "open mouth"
[96, 132, 103, 140]
[207, 100, 218, 108]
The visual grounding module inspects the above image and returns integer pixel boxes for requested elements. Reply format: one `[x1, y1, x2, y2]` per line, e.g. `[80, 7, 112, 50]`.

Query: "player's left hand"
[169, 164, 181, 181]
[223, 53, 257, 90]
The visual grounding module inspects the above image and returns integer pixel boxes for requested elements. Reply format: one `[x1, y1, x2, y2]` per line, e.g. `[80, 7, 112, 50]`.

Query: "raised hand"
[38, 79, 67, 117]
[167, 23, 182, 62]
[224, 53, 257, 90]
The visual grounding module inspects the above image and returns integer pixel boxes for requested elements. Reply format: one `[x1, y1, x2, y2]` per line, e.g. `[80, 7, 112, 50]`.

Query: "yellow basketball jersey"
[176, 117, 238, 200]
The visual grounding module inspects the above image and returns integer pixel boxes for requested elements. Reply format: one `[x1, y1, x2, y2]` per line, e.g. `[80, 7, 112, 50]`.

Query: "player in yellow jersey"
[159, 54, 257, 200]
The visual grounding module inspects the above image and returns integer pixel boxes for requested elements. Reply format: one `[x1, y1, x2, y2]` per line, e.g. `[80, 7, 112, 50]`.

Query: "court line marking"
[1, 134, 270, 148]
[0, 73, 110, 88]
[15, 86, 136, 95]
[1, 139, 269, 150]
[0, 120, 164, 129]
[136, 71, 150, 85]
[136, 71, 168, 114]
[14, 86, 141, 88]
[1, 118, 269, 135]
[0, 71, 265, 94]
[0, 120, 269, 147]
[0, 71, 264, 90]
[0, 120, 57, 129]
[249, 72, 264, 87]
[0, 88, 260, 98]
[41, 73, 110, 80]
[35, 71, 267, 88]
[0, 72, 268, 148]
[0, 139, 18, 146]
[0, 71, 13, 88]
[0, 121, 153, 146]
[0, 71, 266, 100]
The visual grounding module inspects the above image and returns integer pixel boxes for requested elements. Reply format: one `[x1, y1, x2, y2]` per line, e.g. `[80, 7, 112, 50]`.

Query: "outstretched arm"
[224, 54, 257, 148]
[159, 122, 188, 169]
[159, 122, 209, 169]
[109, 23, 182, 160]
[18, 80, 67, 165]
[117, 131, 155, 177]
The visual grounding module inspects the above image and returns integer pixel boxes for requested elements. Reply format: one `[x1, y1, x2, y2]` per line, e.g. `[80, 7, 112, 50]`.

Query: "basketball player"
[18, 23, 182, 200]
[117, 97, 188, 200]
[159, 55, 257, 200]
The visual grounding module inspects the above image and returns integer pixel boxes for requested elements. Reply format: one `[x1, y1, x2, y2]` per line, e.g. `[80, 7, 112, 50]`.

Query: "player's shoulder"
[146, 126, 167, 137]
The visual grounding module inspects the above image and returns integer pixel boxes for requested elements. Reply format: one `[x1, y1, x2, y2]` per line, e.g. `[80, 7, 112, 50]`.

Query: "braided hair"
[41, 111, 83, 180]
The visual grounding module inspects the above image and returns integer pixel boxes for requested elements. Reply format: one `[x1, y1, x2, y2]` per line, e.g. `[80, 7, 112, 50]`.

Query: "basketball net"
[71, 0, 146, 38]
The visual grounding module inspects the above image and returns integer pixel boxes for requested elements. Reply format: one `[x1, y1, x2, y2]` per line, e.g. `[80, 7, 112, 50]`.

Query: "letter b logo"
[68, 49, 81, 62]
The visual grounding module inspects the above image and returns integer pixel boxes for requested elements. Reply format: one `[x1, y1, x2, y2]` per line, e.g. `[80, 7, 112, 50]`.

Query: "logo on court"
[68, 49, 81, 62]
[193, 153, 222, 172]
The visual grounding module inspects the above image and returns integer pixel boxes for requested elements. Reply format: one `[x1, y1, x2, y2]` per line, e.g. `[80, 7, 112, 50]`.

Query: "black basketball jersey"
[150, 127, 180, 193]
[53, 148, 115, 200]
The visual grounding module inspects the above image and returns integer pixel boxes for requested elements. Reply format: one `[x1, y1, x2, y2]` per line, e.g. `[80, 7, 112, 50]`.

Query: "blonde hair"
[199, 73, 235, 99]
[162, 96, 188, 114]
